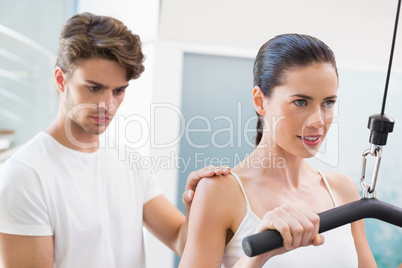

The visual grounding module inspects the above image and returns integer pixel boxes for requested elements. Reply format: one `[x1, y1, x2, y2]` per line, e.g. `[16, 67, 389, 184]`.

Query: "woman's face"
[262, 62, 338, 158]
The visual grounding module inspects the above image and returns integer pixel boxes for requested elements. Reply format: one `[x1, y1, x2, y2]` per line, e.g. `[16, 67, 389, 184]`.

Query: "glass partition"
[0, 1, 75, 154]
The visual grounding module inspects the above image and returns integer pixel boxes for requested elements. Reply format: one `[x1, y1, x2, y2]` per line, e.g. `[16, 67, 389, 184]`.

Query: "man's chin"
[86, 125, 109, 135]
[89, 129, 107, 135]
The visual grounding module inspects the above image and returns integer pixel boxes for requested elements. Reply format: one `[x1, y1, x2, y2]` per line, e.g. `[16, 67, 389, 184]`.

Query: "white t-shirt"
[0, 132, 162, 267]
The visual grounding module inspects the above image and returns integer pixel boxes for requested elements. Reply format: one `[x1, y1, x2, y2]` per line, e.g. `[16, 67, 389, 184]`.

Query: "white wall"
[159, 0, 402, 71]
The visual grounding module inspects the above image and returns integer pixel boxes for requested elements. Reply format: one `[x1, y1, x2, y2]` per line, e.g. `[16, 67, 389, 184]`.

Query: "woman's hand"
[259, 204, 324, 252]
[241, 204, 324, 267]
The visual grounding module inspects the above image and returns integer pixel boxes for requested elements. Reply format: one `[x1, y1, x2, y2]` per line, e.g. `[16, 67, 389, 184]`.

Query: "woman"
[179, 34, 376, 267]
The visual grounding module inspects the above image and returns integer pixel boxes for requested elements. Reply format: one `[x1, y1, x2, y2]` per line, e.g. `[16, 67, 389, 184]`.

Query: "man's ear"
[54, 67, 66, 93]
[253, 86, 267, 116]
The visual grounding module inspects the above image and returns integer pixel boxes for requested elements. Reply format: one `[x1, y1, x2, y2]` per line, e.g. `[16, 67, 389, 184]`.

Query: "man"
[0, 13, 229, 267]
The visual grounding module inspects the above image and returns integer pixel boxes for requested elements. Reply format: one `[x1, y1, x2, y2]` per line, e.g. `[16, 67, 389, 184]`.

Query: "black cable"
[381, 0, 401, 116]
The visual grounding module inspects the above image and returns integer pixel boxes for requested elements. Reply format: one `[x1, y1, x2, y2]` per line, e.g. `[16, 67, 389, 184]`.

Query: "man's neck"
[46, 114, 100, 153]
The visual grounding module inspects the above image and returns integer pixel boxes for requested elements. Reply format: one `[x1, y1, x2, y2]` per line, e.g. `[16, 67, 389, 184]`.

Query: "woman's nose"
[305, 109, 325, 129]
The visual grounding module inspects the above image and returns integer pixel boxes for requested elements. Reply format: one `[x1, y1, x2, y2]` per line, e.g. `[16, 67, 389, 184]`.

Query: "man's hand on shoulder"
[182, 165, 231, 213]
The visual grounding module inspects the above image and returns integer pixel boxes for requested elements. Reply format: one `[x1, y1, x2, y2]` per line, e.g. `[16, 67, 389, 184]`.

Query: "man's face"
[56, 58, 129, 137]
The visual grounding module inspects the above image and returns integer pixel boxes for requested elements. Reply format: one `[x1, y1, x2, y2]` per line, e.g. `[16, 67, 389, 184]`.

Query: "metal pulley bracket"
[360, 114, 394, 197]
[360, 145, 381, 198]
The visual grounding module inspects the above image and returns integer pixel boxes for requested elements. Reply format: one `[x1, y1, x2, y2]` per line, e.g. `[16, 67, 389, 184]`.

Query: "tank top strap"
[318, 170, 338, 207]
[230, 171, 252, 210]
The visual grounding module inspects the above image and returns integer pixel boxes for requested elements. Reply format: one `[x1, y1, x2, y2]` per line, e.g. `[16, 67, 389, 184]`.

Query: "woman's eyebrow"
[290, 94, 312, 100]
[324, 95, 338, 100]
[290, 94, 338, 100]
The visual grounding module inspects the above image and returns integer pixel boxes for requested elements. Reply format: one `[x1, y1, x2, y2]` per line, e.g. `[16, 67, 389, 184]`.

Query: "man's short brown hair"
[56, 12, 145, 80]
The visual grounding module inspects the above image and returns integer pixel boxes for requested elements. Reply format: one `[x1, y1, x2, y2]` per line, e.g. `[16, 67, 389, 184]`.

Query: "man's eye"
[114, 89, 126, 95]
[88, 86, 100, 92]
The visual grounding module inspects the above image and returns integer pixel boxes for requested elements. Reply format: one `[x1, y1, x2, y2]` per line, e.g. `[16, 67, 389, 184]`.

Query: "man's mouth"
[91, 116, 110, 124]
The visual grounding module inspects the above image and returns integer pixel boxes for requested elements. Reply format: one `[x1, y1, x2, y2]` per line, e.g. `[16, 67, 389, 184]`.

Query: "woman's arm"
[179, 175, 324, 268]
[330, 173, 377, 267]
[179, 175, 242, 267]
[352, 219, 376, 268]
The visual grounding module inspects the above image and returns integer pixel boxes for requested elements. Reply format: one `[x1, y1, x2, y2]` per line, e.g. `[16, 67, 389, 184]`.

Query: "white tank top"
[222, 171, 358, 268]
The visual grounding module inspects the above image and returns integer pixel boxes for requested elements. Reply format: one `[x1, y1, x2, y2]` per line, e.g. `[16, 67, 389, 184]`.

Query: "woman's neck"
[235, 141, 315, 189]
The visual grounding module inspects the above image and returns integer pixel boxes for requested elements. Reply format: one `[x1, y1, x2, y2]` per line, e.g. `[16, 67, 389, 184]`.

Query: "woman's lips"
[297, 135, 322, 146]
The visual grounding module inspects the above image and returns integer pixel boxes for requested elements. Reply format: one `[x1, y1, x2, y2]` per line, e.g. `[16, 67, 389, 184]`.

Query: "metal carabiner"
[360, 145, 382, 198]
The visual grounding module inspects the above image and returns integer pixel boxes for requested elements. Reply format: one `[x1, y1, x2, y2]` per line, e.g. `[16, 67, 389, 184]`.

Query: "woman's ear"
[54, 67, 66, 93]
[253, 86, 267, 116]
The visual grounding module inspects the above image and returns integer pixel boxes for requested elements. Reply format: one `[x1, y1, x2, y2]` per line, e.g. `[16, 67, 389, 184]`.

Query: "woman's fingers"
[263, 215, 294, 249]
[312, 233, 325, 246]
[263, 207, 302, 250]
[294, 209, 320, 247]
[260, 204, 322, 252]
[303, 209, 322, 246]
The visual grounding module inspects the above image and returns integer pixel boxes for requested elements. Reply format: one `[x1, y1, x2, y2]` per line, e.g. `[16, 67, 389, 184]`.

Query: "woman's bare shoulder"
[190, 173, 247, 231]
[193, 174, 245, 209]
[322, 171, 361, 204]
[195, 173, 244, 201]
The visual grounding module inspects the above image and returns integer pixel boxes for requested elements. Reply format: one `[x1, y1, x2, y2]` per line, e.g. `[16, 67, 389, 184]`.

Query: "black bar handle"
[242, 198, 402, 257]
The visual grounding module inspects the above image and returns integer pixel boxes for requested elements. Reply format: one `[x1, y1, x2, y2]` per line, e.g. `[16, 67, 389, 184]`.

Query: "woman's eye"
[323, 100, 335, 108]
[294, 100, 306, 107]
